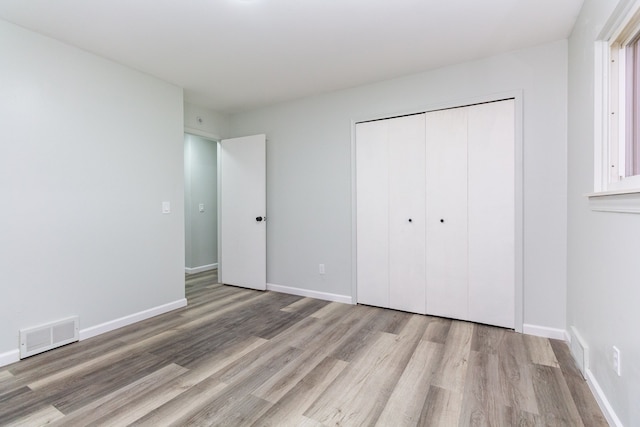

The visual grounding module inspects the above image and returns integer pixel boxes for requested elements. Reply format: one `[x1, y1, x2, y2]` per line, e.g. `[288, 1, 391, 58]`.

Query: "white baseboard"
[522, 323, 568, 341]
[585, 368, 624, 427]
[79, 298, 187, 341]
[0, 298, 188, 368]
[0, 349, 20, 368]
[185, 263, 218, 274]
[266, 283, 353, 305]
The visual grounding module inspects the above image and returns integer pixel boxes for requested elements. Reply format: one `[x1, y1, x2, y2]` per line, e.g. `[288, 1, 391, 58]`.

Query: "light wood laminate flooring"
[0, 270, 607, 426]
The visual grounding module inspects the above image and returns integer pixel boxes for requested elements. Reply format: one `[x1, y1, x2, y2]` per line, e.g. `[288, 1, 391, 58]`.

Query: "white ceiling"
[0, 0, 584, 114]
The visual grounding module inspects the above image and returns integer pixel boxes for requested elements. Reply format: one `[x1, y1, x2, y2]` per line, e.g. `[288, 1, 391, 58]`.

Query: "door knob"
[408, 218, 412, 223]
[440, 219, 444, 223]
[256, 216, 263, 222]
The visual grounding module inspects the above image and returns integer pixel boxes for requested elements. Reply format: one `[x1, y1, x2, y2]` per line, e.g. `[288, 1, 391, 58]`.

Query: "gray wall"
[229, 40, 569, 332]
[184, 134, 218, 271]
[184, 102, 229, 138]
[0, 19, 185, 357]
[568, 0, 639, 424]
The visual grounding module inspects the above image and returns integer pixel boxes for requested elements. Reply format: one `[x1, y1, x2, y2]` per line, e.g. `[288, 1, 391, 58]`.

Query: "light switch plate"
[162, 201, 171, 214]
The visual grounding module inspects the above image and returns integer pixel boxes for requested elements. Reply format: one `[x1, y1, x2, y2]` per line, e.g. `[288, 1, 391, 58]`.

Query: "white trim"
[184, 126, 221, 141]
[594, 0, 640, 194]
[588, 190, 640, 213]
[267, 283, 353, 305]
[185, 263, 218, 274]
[350, 120, 359, 304]
[522, 324, 568, 341]
[78, 298, 187, 341]
[0, 300, 186, 368]
[595, 40, 609, 192]
[585, 368, 624, 427]
[587, 187, 640, 196]
[0, 349, 20, 368]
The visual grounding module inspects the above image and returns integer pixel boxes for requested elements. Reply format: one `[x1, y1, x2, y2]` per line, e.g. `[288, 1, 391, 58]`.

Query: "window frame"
[591, 0, 640, 211]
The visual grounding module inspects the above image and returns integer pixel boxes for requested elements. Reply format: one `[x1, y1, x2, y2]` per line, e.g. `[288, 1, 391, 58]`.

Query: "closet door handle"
[256, 216, 263, 222]
[408, 218, 412, 223]
[440, 219, 444, 223]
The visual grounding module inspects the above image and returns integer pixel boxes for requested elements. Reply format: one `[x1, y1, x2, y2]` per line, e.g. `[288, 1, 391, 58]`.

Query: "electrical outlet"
[613, 346, 621, 376]
[319, 264, 325, 274]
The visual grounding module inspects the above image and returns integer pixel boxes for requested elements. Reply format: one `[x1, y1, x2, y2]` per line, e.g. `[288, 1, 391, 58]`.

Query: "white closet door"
[356, 120, 390, 308]
[467, 100, 515, 328]
[388, 114, 426, 314]
[425, 108, 469, 320]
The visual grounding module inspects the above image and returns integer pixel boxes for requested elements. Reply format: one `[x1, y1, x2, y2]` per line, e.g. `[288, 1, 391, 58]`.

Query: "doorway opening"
[184, 133, 219, 284]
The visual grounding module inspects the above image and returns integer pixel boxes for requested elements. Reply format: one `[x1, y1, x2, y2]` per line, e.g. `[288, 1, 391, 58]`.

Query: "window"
[590, 1, 640, 212]
[597, 1, 640, 193]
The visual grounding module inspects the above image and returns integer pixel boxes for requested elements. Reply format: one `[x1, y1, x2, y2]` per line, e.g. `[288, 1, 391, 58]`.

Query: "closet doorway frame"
[349, 91, 524, 333]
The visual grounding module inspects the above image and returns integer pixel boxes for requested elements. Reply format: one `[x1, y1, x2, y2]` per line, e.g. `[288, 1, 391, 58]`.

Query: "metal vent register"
[19, 316, 79, 358]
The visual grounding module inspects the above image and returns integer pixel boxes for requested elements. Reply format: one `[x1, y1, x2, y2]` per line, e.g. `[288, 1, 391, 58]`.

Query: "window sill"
[587, 188, 640, 213]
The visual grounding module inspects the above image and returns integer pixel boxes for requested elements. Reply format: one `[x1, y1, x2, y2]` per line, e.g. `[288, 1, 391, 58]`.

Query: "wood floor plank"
[417, 385, 464, 426]
[251, 356, 348, 427]
[549, 339, 608, 426]
[458, 350, 504, 426]
[0, 270, 608, 426]
[280, 297, 330, 316]
[4, 404, 64, 427]
[179, 392, 272, 426]
[305, 315, 428, 426]
[430, 320, 474, 392]
[500, 406, 545, 426]
[0, 386, 51, 425]
[375, 340, 444, 426]
[524, 333, 560, 368]
[42, 351, 171, 414]
[129, 376, 228, 426]
[327, 304, 410, 362]
[531, 364, 585, 426]
[170, 345, 305, 426]
[48, 363, 188, 427]
[421, 316, 452, 344]
[498, 331, 540, 415]
[471, 323, 506, 354]
[309, 301, 352, 320]
[212, 341, 304, 387]
[125, 337, 268, 425]
[251, 317, 366, 403]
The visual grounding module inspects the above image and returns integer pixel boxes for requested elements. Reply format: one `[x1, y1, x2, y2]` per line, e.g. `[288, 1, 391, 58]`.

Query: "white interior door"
[425, 107, 469, 321]
[467, 100, 515, 328]
[219, 134, 266, 291]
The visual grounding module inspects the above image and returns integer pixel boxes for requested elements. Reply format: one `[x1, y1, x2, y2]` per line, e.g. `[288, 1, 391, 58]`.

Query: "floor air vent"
[570, 325, 589, 379]
[19, 316, 79, 359]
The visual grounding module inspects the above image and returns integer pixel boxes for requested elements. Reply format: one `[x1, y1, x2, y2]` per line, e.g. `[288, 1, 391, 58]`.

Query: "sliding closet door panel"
[425, 108, 469, 320]
[356, 120, 390, 308]
[388, 114, 426, 314]
[468, 100, 515, 328]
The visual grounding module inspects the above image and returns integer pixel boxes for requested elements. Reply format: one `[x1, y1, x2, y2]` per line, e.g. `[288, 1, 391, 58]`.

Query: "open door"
[219, 134, 266, 290]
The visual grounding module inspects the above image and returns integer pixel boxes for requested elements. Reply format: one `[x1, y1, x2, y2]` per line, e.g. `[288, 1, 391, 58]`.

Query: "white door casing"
[219, 134, 267, 291]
